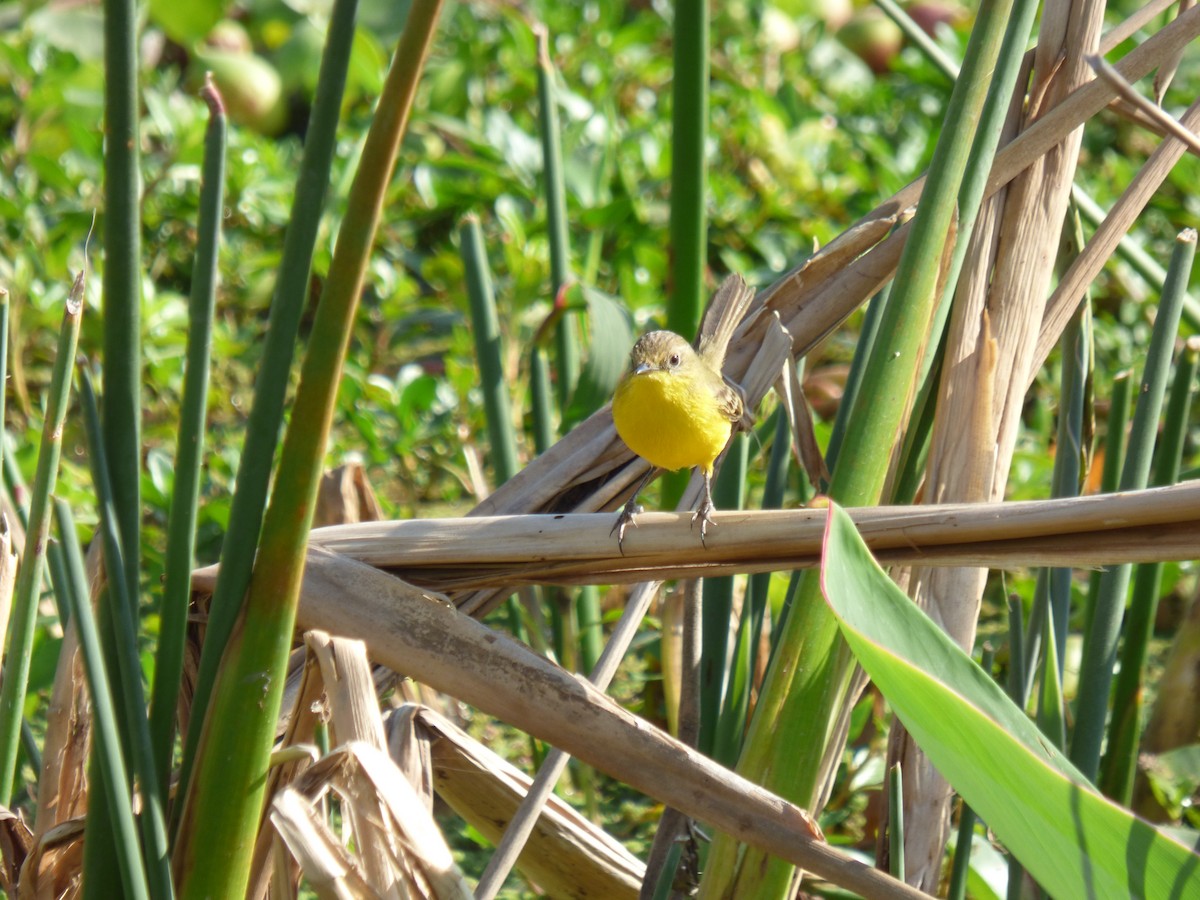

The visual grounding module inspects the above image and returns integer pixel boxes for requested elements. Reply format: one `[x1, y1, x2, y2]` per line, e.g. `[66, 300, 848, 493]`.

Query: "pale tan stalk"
[229, 483, 1200, 593]
[1035, 96, 1200, 369]
[403, 704, 644, 897]
[33, 540, 102, 843]
[894, 0, 1114, 884]
[289, 549, 925, 900]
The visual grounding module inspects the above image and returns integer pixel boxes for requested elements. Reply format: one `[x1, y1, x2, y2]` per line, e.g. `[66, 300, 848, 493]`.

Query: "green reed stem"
[179, 0, 360, 809]
[1070, 229, 1195, 780]
[55, 498, 150, 900]
[79, 368, 173, 899]
[0, 269, 83, 803]
[149, 77, 226, 803]
[174, 7, 441, 895]
[1100, 337, 1199, 801]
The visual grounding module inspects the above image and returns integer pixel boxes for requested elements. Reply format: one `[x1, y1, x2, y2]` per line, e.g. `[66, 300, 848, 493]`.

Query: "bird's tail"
[696, 273, 755, 370]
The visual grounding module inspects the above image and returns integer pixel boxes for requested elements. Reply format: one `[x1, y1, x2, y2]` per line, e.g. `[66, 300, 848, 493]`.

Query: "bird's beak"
[632, 362, 658, 376]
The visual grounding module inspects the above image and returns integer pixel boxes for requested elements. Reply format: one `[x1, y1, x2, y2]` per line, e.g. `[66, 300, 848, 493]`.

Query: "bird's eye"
[668, 353, 681, 367]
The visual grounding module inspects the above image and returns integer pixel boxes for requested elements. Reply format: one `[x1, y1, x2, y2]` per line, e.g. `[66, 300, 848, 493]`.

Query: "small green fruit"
[192, 48, 288, 136]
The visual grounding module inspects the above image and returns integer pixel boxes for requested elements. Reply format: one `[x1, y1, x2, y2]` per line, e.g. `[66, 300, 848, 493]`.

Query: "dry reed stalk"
[888, 0, 1171, 883]
[306, 633, 396, 894]
[1035, 96, 1200, 369]
[383, 705, 435, 812]
[268, 787, 377, 898]
[283, 547, 957, 900]
[261, 482, 1200, 592]
[31, 541, 105, 846]
[31, 629, 89, 841]
[271, 742, 474, 900]
[246, 649, 325, 900]
[17, 818, 84, 899]
[403, 704, 645, 898]
[312, 462, 385, 529]
[307, 632, 387, 752]
[0, 808, 31, 895]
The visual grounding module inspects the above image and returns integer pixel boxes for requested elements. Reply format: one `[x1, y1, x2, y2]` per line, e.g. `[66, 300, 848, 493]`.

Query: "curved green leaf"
[820, 503, 1200, 898]
[562, 283, 632, 429]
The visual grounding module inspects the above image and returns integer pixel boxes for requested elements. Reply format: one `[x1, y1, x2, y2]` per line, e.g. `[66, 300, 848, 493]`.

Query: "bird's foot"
[690, 495, 717, 548]
[611, 497, 644, 555]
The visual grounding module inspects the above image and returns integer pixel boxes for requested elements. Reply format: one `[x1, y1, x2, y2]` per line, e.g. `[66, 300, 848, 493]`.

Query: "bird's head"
[626, 330, 696, 377]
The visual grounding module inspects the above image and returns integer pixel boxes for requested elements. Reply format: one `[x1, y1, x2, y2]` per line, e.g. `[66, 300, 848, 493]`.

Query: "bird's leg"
[611, 466, 657, 554]
[691, 469, 717, 548]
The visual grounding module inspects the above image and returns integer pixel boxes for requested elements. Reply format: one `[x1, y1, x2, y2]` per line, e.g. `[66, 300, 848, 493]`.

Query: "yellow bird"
[611, 275, 753, 549]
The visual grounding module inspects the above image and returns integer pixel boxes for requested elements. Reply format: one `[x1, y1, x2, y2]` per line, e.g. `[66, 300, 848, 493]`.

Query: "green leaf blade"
[820, 503, 1200, 899]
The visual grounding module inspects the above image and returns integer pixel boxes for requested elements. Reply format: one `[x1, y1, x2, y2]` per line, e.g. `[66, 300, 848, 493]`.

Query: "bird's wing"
[716, 377, 749, 429]
[697, 274, 755, 370]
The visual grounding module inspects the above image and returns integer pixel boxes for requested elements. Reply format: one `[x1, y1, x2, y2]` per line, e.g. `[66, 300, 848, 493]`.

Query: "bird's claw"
[611, 500, 644, 555]
[690, 496, 716, 548]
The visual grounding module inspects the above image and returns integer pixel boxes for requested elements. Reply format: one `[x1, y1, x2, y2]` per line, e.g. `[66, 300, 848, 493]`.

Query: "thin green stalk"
[661, 0, 709, 512]
[1070, 229, 1195, 781]
[534, 27, 601, 677]
[79, 368, 173, 900]
[826, 287, 889, 472]
[1084, 370, 1133, 633]
[1007, 593, 1026, 708]
[1072, 186, 1200, 331]
[1023, 303, 1090, 701]
[0, 290, 8, 480]
[576, 584, 602, 674]
[54, 499, 149, 900]
[0, 443, 71, 629]
[714, 408, 790, 767]
[1036, 605, 1066, 750]
[889, 328, 945, 506]
[1005, 611, 1030, 894]
[888, 763, 905, 882]
[1100, 337, 1199, 801]
[701, 1, 1019, 893]
[461, 216, 520, 484]
[179, 0, 361, 808]
[0, 268, 83, 803]
[90, 3, 140, 870]
[101, 0, 142, 602]
[535, 25, 579, 413]
[875, 0, 961, 80]
[946, 645, 993, 900]
[460, 215, 527, 647]
[149, 77, 225, 802]
[174, 7, 441, 895]
[667, 0, 708, 338]
[537, 25, 570, 294]
[698, 433, 748, 757]
[529, 345, 554, 455]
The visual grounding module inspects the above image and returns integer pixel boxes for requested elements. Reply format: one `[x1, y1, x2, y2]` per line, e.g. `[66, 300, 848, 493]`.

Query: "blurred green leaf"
[26, 7, 106, 60]
[148, 0, 229, 45]
[562, 283, 632, 429]
[1144, 746, 1200, 821]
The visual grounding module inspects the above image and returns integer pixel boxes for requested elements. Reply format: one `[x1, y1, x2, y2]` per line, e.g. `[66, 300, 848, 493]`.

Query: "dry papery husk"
[236, 630, 644, 900]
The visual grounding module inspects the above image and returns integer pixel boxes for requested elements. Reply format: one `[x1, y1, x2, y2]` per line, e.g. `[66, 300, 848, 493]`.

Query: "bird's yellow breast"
[612, 368, 733, 475]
